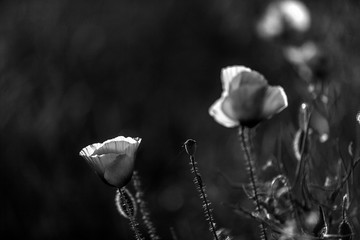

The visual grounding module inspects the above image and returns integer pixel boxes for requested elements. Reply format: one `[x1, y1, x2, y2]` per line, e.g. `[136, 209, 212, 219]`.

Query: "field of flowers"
[2, 0, 360, 239]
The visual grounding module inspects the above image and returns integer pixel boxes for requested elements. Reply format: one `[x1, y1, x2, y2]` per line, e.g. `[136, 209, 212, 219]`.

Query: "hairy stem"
[118, 188, 144, 240]
[132, 171, 160, 240]
[239, 126, 267, 240]
[189, 155, 219, 240]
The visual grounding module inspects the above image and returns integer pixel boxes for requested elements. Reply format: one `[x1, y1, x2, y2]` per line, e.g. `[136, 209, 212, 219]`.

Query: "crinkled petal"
[262, 86, 288, 119]
[80, 145, 119, 175]
[79, 143, 102, 157]
[79, 144, 103, 173]
[209, 97, 239, 128]
[221, 66, 251, 95]
[105, 136, 140, 145]
[93, 137, 141, 156]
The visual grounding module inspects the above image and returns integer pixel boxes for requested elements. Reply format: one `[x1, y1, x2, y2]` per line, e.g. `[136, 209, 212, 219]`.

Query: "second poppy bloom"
[209, 66, 288, 128]
[257, 0, 311, 40]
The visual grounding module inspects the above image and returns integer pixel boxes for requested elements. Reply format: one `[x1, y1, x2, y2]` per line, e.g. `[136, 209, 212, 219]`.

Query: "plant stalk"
[118, 188, 144, 240]
[189, 155, 219, 240]
[239, 126, 267, 240]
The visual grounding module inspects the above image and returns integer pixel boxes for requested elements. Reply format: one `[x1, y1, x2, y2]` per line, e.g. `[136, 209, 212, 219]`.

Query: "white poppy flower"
[209, 66, 288, 128]
[79, 136, 141, 188]
[283, 41, 320, 65]
[257, 0, 311, 39]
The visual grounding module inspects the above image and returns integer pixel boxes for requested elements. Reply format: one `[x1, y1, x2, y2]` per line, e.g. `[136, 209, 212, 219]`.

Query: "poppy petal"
[221, 66, 251, 94]
[79, 144, 104, 174]
[209, 97, 239, 128]
[104, 154, 134, 187]
[93, 137, 141, 156]
[262, 86, 288, 119]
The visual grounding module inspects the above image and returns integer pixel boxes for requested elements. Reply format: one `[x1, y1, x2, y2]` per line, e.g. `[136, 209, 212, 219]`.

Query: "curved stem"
[132, 171, 160, 240]
[239, 126, 267, 240]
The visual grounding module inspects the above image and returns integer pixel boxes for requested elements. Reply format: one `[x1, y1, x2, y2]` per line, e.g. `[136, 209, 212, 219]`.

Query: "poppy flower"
[284, 42, 329, 82]
[257, 0, 310, 40]
[79, 136, 142, 188]
[209, 66, 288, 128]
[284, 42, 320, 66]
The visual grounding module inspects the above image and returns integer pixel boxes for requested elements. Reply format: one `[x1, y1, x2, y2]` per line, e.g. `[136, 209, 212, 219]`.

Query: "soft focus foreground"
[2, 0, 360, 239]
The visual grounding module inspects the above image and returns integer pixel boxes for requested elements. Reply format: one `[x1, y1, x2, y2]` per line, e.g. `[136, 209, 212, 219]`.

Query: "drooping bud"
[184, 139, 197, 157]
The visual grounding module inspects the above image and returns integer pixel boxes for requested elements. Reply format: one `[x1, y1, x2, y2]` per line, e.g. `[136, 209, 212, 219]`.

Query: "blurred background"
[1, 0, 360, 239]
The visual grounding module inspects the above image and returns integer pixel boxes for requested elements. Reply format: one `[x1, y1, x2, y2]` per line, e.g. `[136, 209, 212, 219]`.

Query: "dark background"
[2, 0, 360, 239]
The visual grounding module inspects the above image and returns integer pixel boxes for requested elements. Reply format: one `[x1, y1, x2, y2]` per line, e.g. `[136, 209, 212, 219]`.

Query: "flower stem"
[189, 154, 219, 240]
[170, 227, 178, 240]
[239, 126, 267, 240]
[132, 171, 160, 240]
[118, 188, 144, 240]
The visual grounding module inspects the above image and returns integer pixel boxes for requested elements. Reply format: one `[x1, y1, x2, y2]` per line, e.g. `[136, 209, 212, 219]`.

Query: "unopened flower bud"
[299, 102, 310, 131]
[184, 139, 197, 156]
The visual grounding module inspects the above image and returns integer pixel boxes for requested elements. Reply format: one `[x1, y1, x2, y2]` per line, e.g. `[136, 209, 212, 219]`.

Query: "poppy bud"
[184, 139, 197, 157]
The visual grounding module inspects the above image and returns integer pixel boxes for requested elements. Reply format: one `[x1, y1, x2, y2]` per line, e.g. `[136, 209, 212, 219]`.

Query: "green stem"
[118, 188, 144, 240]
[189, 155, 219, 240]
[294, 110, 312, 188]
[132, 171, 160, 240]
[239, 126, 267, 240]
